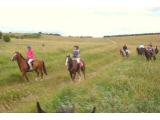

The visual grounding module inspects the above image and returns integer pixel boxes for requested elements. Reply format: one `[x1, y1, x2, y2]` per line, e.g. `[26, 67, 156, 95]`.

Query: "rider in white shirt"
[139, 43, 144, 48]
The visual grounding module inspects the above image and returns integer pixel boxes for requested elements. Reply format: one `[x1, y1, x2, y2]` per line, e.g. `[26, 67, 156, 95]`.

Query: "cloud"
[149, 7, 160, 16]
[0, 0, 160, 36]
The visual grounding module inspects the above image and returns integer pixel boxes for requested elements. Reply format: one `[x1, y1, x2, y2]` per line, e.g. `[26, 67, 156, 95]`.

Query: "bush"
[3, 35, 11, 42]
[0, 31, 2, 39]
[21, 33, 41, 39]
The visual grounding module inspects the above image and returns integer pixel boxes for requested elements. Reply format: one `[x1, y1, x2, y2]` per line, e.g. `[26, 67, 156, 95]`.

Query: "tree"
[0, 31, 2, 39]
[3, 35, 11, 42]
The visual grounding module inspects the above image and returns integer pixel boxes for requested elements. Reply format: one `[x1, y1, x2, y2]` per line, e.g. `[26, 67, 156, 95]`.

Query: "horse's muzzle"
[11, 57, 15, 61]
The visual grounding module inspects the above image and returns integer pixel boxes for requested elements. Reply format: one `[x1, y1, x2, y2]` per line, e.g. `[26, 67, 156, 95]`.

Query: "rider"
[73, 45, 80, 64]
[123, 44, 129, 55]
[139, 43, 144, 48]
[147, 43, 153, 54]
[26, 45, 34, 70]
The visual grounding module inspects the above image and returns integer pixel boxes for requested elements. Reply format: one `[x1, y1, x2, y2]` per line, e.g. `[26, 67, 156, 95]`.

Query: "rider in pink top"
[27, 45, 34, 70]
[27, 47, 34, 59]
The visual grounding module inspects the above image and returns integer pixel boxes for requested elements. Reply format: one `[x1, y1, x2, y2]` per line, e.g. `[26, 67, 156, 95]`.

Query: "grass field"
[0, 34, 160, 112]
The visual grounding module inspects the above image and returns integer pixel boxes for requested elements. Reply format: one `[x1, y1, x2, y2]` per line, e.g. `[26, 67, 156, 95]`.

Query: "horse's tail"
[155, 46, 159, 54]
[81, 60, 86, 79]
[42, 61, 47, 75]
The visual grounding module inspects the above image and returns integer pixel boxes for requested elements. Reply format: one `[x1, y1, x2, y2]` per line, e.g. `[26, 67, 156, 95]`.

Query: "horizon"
[1, 30, 160, 38]
[0, 0, 160, 37]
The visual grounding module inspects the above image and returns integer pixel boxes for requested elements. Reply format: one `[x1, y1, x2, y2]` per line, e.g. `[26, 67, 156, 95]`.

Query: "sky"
[0, 0, 160, 37]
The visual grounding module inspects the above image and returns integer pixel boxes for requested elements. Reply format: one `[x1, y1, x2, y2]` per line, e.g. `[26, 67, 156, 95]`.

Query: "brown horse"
[65, 55, 85, 81]
[120, 48, 129, 57]
[11, 52, 47, 81]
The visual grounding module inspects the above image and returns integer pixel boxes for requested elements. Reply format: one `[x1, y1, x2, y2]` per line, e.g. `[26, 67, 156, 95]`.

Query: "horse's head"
[11, 52, 23, 61]
[65, 55, 72, 66]
[11, 52, 18, 61]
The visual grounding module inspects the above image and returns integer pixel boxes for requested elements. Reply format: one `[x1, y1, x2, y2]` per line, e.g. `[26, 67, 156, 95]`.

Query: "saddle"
[79, 61, 83, 67]
[72, 58, 83, 67]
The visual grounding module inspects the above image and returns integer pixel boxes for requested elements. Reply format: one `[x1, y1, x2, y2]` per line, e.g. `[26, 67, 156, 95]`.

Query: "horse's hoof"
[73, 80, 76, 82]
[35, 78, 39, 81]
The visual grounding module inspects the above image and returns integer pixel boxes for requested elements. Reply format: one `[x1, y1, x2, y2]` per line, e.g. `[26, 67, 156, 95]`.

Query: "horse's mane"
[16, 52, 26, 60]
[67, 56, 72, 62]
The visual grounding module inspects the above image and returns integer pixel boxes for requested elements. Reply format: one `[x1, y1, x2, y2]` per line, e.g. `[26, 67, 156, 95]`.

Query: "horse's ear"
[66, 54, 70, 57]
[15, 51, 18, 54]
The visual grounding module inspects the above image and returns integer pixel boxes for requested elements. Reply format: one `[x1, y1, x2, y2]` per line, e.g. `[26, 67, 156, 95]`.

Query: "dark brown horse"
[144, 48, 156, 61]
[11, 52, 47, 81]
[65, 55, 85, 81]
[136, 47, 145, 55]
[144, 46, 158, 61]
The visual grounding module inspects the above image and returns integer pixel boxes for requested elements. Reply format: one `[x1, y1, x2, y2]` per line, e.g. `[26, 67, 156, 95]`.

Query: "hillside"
[0, 34, 160, 112]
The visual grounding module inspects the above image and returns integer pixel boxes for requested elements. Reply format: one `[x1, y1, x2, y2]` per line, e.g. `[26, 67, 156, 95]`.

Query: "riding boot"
[29, 63, 33, 70]
[29, 65, 33, 70]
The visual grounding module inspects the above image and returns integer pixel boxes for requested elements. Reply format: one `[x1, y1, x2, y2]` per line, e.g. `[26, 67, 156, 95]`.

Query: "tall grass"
[0, 34, 159, 112]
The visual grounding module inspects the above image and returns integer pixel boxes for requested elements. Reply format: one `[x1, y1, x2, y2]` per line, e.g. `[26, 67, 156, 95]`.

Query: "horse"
[65, 55, 85, 81]
[136, 47, 145, 55]
[120, 49, 129, 57]
[11, 52, 47, 81]
[144, 46, 159, 61]
[144, 48, 156, 61]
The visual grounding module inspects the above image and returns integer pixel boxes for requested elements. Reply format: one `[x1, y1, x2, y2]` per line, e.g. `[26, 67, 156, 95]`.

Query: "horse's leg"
[69, 71, 75, 82]
[81, 66, 86, 80]
[147, 55, 151, 61]
[35, 69, 39, 81]
[153, 56, 156, 61]
[77, 70, 81, 81]
[23, 72, 29, 82]
[120, 50, 123, 57]
[145, 54, 149, 61]
[127, 52, 129, 57]
[40, 69, 43, 80]
[76, 64, 81, 81]
[149, 55, 152, 61]
[69, 71, 73, 80]
[72, 72, 76, 82]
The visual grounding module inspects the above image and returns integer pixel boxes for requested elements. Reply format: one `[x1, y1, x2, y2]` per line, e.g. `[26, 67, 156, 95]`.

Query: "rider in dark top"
[73, 46, 80, 59]
[122, 44, 129, 56]
[123, 44, 128, 51]
[147, 43, 153, 54]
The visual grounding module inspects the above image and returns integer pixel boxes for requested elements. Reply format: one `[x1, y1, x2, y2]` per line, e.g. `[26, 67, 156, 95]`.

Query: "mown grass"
[0, 34, 159, 112]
